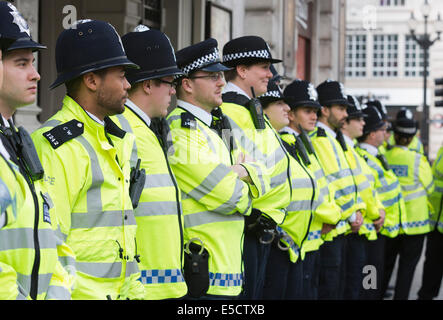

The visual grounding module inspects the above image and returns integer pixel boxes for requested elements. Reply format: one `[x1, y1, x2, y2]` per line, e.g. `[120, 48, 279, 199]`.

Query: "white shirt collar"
[359, 142, 379, 157]
[281, 126, 299, 136]
[176, 99, 212, 127]
[1, 115, 11, 127]
[343, 133, 355, 148]
[85, 111, 105, 126]
[317, 121, 336, 138]
[0, 139, 10, 160]
[223, 82, 251, 99]
[125, 99, 151, 127]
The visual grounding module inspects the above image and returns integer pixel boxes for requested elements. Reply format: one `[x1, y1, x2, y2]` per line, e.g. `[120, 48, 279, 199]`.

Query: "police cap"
[283, 79, 321, 110]
[121, 25, 183, 85]
[0, 2, 46, 51]
[259, 78, 291, 108]
[346, 95, 367, 119]
[222, 36, 282, 68]
[316, 79, 352, 108]
[366, 99, 388, 121]
[175, 38, 231, 77]
[361, 104, 385, 134]
[50, 19, 139, 89]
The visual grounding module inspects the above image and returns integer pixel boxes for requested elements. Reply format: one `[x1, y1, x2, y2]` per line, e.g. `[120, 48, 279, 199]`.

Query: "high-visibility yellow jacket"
[340, 137, 382, 241]
[388, 134, 424, 154]
[356, 145, 404, 238]
[167, 103, 258, 297]
[220, 94, 291, 225]
[385, 145, 434, 235]
[32, 96, 144, 300]
[429, 146, 443, 233]
[280, 130, 341, 259]
[310, 125, 364, 240]
[0, 135, 73, 300]
[0, 154, 18, 228]
[111, 101, 187, 300]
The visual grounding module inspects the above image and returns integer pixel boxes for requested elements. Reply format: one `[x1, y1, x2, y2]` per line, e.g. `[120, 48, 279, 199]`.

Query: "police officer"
[382, 115, 434, 300]
[0, 2, 73, 300]
[32, 19, 145, 300]
[365, 99, 392, 155]
[355, 105, 404, 300]
[167, 38, 260, 299]
[388, 107, 424, 155]
[313, 80, 365, 299]
[110, 25, 187, 300]
[281, 79, 342, 299]
[418, 144, 443, 299]
[340, 95, 385, 299]
[258, 78, 314, 299]
[220, 35, 292, 299]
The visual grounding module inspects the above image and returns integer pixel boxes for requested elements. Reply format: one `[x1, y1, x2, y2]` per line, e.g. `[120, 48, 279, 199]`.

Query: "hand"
[230, 164, 253, 184]
[350, 210, 363, 233]
[321, 223, 336, 235]
[236, 152, 255, 164]
[373, 209, 386, 233]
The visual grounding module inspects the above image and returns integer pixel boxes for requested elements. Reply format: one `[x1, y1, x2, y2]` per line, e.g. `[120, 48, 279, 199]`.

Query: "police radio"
[248, 87, 266, 130]
[294, 135, 311, 166]
[129, 159, 146, 209]
[377, 154, 390, 171]
[298, 125, 315, 155]
[2, 119, 44, 181]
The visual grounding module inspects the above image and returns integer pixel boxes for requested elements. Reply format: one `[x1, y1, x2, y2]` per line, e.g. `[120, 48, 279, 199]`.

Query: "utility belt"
[245, 209, 278, 245]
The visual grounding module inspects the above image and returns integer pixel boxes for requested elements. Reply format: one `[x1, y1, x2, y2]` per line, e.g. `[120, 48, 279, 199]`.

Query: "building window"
[405, 35, 429, 77]
[142, 0, 162, 29]
[379, 0, 405, 6]
[345, 34, 367, 77]
[373, 34, 398, 77]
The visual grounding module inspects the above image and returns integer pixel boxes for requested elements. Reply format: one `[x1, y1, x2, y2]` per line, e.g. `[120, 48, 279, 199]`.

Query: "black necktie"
[336, 130, 348, 151]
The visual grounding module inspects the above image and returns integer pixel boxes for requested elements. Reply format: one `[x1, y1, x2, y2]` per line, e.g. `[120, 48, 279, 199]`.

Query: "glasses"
[158, 79, 177, 89]
[189, 72, 224, 82]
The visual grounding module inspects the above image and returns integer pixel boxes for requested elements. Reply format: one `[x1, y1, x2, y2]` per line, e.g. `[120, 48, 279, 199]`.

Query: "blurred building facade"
[345, 0, 443, 159]
[8, 0, 346, 135]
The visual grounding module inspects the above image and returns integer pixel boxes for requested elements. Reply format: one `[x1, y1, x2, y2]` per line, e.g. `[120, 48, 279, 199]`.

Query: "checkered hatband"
[223, 49, 270, 62]
[182, 47, 221, 75]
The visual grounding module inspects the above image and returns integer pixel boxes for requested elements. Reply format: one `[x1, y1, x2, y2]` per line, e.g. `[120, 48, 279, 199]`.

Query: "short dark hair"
[65, 68, 110, 98]
[394, 132, 414, 146]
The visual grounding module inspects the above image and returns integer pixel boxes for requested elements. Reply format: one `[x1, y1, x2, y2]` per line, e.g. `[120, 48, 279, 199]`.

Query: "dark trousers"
[318, 234, 346, 300]
[343, 233, 367, 300]
[241, 230, 272, 299]
[301, 250, 321, 300]
[382, 233, 426, 300]
[360, 235, 386, 300]
[418, 230, 443, 300]
[262, 242, 303, 299]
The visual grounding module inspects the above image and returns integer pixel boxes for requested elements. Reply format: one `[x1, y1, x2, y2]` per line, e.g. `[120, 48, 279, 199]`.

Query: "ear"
[288, 109, 297, 122]
[82, 72, 100, 92]
[142, 79, 152, 95]
[236, 65, 248, 80]
[180, 78, 193, 95]
[320, 106, 329, 119]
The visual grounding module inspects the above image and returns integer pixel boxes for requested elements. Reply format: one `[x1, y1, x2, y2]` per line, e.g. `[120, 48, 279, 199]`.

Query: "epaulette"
[43, 119, 84, 149]
[316, 127, 327, 137]
[104, 116, 126, 139]
[222, 92, 250, 107]
[181, 112, 197, 129]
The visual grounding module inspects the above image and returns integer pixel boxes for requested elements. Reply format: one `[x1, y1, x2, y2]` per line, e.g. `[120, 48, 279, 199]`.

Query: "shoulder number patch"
[43, 119, 84, 149]
[181, 112, 197, 129]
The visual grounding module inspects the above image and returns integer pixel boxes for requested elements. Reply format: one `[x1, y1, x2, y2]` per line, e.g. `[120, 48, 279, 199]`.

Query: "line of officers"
[0, 2, 442, 301]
